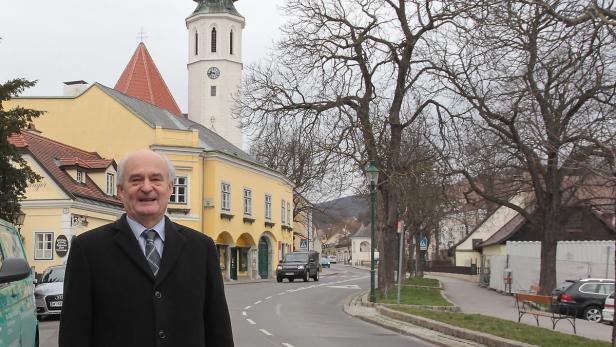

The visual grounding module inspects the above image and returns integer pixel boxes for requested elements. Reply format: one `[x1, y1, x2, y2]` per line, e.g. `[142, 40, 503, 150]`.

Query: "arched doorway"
[258, 236, 269, 279]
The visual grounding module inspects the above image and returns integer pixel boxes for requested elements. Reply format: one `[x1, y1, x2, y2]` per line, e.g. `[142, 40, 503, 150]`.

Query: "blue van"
[0, 218, 38, 346]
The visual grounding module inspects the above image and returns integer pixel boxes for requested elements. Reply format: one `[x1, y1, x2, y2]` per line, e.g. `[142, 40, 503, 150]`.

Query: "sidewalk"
[428, 274, 611, 342]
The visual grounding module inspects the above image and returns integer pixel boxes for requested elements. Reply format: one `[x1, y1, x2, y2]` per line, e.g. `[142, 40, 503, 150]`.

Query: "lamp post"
[366, 160, 379, 303]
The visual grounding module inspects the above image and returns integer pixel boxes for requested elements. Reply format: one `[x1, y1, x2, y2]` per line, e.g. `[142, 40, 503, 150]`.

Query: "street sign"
[299, 239, 308, 250]
[420, 237, 428, 251]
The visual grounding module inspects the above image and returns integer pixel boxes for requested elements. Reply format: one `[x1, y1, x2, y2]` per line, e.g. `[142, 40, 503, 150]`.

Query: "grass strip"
[402, 277, 440, 287]
[376, 286, 452, 306]
[395, 307, 609, 347]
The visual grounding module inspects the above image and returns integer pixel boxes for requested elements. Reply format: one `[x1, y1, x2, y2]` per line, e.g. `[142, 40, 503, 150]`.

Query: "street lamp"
[12, 210, 26, 240]
[366, 160, 379, 303]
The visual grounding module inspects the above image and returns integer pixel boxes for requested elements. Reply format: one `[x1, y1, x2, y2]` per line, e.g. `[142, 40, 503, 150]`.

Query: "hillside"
[313, 195, 369, 237]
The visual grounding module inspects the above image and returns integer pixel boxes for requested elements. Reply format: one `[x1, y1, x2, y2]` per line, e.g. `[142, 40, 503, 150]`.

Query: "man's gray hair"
[116, 150, 176, 184]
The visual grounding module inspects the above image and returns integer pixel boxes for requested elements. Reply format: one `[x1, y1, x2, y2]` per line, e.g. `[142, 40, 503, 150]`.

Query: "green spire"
[192, 0, 242, 17]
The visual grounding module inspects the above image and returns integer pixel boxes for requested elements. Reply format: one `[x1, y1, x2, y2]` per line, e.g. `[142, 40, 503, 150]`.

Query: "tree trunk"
[377, 184, 398, 299]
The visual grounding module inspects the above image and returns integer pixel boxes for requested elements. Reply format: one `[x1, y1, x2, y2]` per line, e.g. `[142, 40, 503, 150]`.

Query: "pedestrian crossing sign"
[299, 239, 308, 250]
[420, 237, 428, 250]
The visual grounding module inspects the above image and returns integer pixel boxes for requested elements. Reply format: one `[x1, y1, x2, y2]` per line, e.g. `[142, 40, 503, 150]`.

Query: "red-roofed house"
[8, 130, 123, 272]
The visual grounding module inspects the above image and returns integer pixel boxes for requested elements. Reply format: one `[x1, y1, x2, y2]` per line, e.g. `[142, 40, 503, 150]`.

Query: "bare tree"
[239, 0, 465, 296]
[434, 0, 616, 293]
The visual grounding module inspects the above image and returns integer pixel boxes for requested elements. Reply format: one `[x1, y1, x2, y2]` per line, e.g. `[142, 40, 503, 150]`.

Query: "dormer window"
[106, 173, 115, 195]
[76, 170, 85, 183]
[211, 28, 217, 53]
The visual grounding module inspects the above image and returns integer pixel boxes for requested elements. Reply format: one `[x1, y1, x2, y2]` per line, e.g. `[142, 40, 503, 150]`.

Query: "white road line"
[265, 296, 272, 300]
[242, 311, 247, 316]
[246, 319, 256, 325]
[244, 306, 251, 310]
[278, 292, 286, 296]
[282, 343, 294, 347]
[260, 329, 273, 336]
[254, 300, 262, 305]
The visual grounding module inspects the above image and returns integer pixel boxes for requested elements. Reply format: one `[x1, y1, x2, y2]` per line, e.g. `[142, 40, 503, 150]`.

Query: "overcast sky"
[0, 0, 287, 112]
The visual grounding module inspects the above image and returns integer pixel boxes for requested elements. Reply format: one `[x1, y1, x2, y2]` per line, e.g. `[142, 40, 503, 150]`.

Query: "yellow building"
[8, 81, 295, 280]
[8, 131, 124, 274]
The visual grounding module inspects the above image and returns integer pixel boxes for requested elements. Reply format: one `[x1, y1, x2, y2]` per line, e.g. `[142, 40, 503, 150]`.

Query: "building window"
[221, 182, 230, 211]
[34, 232, 53, 260]
[195, 31, 199, 55]
[76, 171, 84, 183]
[170, 176, 188, 204]
[229, 30, 234, 55]
[211, 28, 217, 53]
[287, 201, 292, 225]
[243, 189, 252, 215]
[281, 199, 286, 225]
[265, 194, 272, 220]
[211, 86, 217, 96]
[106, 173, 114, 195]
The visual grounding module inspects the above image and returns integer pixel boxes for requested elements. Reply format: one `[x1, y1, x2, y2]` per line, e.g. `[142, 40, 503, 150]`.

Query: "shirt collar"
[126, 215, 166, 242]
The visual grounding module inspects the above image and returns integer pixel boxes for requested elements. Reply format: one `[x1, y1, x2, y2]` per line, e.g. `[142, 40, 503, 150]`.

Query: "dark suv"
[552, 278, 615, 322]
[276, 251, 319, 283]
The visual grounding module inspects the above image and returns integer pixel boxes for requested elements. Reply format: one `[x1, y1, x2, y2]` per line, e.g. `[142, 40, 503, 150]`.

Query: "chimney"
[63, 80, 89, 97]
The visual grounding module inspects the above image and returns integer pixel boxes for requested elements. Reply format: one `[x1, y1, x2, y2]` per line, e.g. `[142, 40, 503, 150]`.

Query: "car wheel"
[584, 306, 603, 322]
[36, 324, 40, 347]
[313, 270, 319, 281]
[289, 278, 294, 282]
[303, 271, 309, 282]
[277, 277, 282, 283]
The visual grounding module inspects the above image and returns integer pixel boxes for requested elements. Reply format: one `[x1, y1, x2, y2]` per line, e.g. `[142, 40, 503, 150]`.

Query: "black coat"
[59, 215, 234, 347]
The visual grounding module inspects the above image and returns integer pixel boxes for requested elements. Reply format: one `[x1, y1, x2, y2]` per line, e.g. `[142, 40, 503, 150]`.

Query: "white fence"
[486, 241, 615, 293]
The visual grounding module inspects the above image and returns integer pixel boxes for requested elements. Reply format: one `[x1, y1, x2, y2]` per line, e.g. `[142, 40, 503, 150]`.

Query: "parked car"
[552, 278, 615, 322]
[35, 265, 66, 319]
[320, 257, 331, 269]
[603, 292, 614, 324]
[328, 255, 337, 264]
[0, 218, 39, 346]
[276, 251, 319, 282]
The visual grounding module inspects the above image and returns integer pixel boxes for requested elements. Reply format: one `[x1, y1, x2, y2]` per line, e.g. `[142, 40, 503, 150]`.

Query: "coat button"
[158, 330, 166, 339]
[154, 291, 162, 299]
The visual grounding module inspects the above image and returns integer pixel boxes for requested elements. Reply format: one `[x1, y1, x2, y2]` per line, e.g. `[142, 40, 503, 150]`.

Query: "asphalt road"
[38, 265, 433, 347]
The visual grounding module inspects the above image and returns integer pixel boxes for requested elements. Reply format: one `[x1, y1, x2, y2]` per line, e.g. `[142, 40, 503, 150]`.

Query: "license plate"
[285, 272, 294, 276]
[50, 301, 63, 307]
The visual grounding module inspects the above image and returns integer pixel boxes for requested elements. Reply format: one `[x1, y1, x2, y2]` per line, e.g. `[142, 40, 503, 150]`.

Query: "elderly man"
[59, 150, 234, 347]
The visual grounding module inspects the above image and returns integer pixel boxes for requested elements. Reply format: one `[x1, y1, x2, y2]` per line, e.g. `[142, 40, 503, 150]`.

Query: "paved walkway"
[428, 274, 612, 342]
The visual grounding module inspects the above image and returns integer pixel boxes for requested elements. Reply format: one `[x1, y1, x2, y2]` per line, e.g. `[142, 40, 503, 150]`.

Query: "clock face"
[207, 67, 220, 79]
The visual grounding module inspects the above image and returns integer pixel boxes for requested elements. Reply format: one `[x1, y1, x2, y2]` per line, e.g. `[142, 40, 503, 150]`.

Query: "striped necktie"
[143, 229, 161, 276]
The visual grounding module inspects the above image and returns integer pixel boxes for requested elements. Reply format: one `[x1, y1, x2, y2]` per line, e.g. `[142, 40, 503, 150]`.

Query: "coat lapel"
[155, 216, 186, 285]
[112, 215, 156, 281]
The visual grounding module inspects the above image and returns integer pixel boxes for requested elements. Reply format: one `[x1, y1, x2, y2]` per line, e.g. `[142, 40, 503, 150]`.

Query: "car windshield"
[40, 267, 65, 283]
[284, 253, 309, 262]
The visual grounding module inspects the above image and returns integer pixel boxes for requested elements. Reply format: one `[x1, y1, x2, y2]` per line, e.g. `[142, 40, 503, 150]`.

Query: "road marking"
[266, 296, 272, 300]
[278, 292, 286, 296]
[254, 300, 262, 305]
[242, 311, 247, 316]
[244, 305, 251, 310]
[282, 343, 295, 347]
[247, 319, 256, 325]
[327, 284, 361, 289]
[260, 329, 273, 336]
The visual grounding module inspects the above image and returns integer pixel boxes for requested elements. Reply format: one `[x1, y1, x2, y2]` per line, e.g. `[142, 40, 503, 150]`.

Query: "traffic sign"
[420, 237, 428, 251]
[299, 239, 308, 250]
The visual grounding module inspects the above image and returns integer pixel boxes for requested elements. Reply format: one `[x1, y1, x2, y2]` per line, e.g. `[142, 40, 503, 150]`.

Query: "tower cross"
[137, 27, 148, 42]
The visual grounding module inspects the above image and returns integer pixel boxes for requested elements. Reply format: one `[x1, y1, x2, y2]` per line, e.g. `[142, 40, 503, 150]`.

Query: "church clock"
[207, 67, 220, 79]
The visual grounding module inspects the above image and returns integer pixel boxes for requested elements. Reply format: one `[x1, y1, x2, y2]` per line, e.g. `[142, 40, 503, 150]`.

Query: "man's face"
[117, 151, 173, 227]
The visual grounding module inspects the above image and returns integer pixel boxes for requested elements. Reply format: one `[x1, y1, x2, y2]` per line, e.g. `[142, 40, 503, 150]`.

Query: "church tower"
[186, 0, 244, 148]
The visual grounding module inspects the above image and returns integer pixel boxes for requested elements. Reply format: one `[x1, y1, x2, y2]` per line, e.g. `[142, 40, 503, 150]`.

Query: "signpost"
[55, 235, 69, 257]
[420, 236, 428, 251]
[299, 239, 308, 251]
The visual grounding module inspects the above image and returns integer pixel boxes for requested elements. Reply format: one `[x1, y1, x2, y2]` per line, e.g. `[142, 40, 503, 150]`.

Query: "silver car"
[35, 265, 65, 319]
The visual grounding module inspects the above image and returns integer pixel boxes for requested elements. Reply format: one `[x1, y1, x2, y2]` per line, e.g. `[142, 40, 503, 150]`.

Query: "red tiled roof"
[114, 42, 182, 116]
[8, 131, 122, 207]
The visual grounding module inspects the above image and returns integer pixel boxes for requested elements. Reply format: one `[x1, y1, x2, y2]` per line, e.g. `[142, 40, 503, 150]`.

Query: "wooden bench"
[514, 293, 576, 334]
